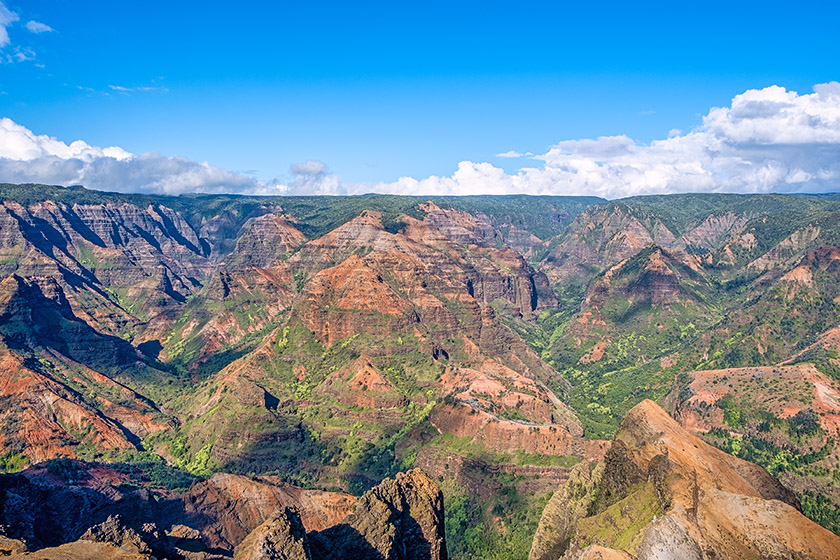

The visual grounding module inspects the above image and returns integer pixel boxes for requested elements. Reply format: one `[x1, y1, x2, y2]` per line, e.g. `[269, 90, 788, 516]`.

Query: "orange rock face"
[296, 254, 411, 346]
[318, 355, 405, 409]
[619, 400, 840, 559]
[431, 403, 607, 460]
[677, 363, 840, 434]
[0, 346, 161, 463]
[532, 400, 840, 560]
[183, 473, 356, 549]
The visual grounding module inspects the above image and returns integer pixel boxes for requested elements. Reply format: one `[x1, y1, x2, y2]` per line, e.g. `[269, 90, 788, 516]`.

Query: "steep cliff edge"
[530, 399, 840, 560]
[233, 507, 312, 560]
[231, 469, 446, 560]
[308, 468, 447, 560]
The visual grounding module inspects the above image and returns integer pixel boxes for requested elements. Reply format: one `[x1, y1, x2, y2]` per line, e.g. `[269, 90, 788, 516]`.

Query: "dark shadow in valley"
[308, 511, 434, 560]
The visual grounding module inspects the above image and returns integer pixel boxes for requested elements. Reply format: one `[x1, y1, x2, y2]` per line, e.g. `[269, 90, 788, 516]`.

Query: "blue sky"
[1, 1, 839, 197]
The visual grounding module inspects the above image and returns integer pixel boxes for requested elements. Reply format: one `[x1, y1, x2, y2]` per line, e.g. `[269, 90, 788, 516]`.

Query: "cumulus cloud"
[0, 118, 265, 195]
[283, 160, 340, 195]
[25, 20, 53, 34]
[2, 83, 840, 198]
[368, 82, 840, 198]
[0, 118, 344, 196]
[0, 1, 18, 48]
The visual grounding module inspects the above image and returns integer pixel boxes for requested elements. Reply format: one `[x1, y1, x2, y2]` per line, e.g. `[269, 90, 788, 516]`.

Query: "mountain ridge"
[2, 184, 840, 557]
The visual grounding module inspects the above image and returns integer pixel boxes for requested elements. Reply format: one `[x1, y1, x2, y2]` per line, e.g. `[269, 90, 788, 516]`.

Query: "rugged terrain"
[0, 461, 445, 560]
[1, 184, 840, 557]
[529, 399, 840, 559]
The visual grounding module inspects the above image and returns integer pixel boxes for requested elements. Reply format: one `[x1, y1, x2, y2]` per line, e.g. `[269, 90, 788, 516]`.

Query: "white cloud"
[108, 84, 169, 94]
[286, 160, 341, 195]
[496, 150, 533, 158]
[2, 83, 840, 198]
[0, 1, 19, 48]
[367, 82, 840, 198]
[0, 118, 131, 161]
[0, 118, 262, 195]
[0, 118, 343, 196]
[25, 20, 53, 34]
[2, 45, 33, 63]
[0, 4, 51, 65]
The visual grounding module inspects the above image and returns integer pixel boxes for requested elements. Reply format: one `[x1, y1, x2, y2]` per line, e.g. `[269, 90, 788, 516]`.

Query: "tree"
[790, 408, 820, 437]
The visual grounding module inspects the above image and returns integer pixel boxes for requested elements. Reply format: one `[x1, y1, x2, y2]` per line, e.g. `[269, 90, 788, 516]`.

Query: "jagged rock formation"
[233, 507, 312, 560]
[528, 461, 604, 560]
[308, 469, 447, 560]
[180, 473, 356, 550]
[0, 463, 162, 550]
[80, 514, 169, 557]
[5, 186, 840, 556]
[0, 462, 446, 560]
[530, 400, 840, 560]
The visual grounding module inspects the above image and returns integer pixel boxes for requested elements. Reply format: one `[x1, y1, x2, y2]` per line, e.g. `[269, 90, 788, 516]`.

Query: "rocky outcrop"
[418, 202, 497, 246]
[436, 359, 575, 426]
[80, 514, 169, 558]
[0, 536, 27, 555]
[5, 541, 154, 559]
[562, 545, 634, 560]
[296, 254, 412, 346]
[233, 507, 312, 560]
[0, 464, 446, 560]
[187, 469, 446, 560]
[225, 214, 306, 269]
[181, 473, 356, 550]
[0, 464, 162, 550]
[309, 469, 447, 560]
[530, 400, 840, 560]
[430, 403, 605, 458]
[529, 461, 604, 560]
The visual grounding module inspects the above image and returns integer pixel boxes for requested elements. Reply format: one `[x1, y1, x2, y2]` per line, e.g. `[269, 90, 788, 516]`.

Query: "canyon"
[1, 184, 839, 558]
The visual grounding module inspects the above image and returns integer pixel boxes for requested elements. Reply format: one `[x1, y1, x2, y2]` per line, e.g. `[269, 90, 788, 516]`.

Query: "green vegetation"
[443, 478, 552, 560]
[616, 192, 838, 238]
[6, 184, 840, 545]
[75, 448, 198, 491]
[428, 431, 580, 468]
[0, 451, 28, 472]
[801, 491, 840, 536]
[575, 481, 661, 552]
[0, 183, 603, 243]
